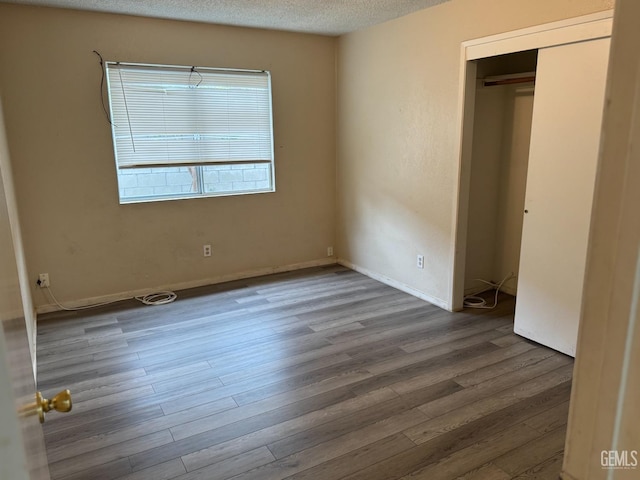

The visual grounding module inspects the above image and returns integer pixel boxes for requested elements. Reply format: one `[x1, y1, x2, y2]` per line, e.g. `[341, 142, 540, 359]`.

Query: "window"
[105, 62, 275, 203]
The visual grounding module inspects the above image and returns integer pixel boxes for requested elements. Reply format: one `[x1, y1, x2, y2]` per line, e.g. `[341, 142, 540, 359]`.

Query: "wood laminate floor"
[37, 265, 573, 480]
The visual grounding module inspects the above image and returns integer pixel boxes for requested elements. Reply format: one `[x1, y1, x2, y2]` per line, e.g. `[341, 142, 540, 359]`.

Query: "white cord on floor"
[463, 273, 515, 309]
[43, 285, 177, 311]
[134, 291, 177, 306]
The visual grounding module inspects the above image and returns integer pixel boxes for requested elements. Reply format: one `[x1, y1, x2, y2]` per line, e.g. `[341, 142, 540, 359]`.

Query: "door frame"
[448, 10, 613, 311]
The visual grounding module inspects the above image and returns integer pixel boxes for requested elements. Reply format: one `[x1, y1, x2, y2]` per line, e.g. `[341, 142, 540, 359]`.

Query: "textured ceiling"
[2, 0, 450, 36]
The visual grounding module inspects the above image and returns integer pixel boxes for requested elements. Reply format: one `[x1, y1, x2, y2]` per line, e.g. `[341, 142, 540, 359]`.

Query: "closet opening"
[462, 50, 537, 309]
[451, 11, 612, 355]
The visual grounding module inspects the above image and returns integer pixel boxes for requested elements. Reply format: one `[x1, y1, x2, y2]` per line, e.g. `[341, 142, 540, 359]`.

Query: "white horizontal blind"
[106, 63, 273, 169]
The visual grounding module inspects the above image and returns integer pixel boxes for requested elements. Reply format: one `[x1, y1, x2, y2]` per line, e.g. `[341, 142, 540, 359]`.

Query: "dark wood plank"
[455, 463, 511, 480]
[173, 447, 275, 480]
[510, 452, 565, 480]
[129, 385, 361, 471]
[335, 381, 572, 480]
[395, 423, 541, 479]
[283, 433, 416, 480]
[178, 387, 399, 473]
[266, 380, 462, 459]
[219, 409, 429, 480]
[492, 426, 567, 476]
[36, 267, 573, 480]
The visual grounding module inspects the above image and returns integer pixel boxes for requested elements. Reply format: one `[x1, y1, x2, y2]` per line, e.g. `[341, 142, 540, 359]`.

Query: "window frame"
[104, 61, 276, 204]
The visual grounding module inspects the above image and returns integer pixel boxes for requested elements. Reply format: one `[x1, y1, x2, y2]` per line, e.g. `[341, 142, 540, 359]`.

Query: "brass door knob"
[20, 389, 72, 423]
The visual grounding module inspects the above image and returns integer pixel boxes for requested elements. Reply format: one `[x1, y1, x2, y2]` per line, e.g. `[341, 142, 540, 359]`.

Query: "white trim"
[35, 258, 337, 314]
[609, 249, 640, 471]
[465, 14, 612, 60]
[463, 283, 517, 298]
[499, 285, 517, 297]
[449, 51, 477, 311]
[338, 259, 449, 311]
[449, 9, 614, 311]
[464, 11, 611, 48]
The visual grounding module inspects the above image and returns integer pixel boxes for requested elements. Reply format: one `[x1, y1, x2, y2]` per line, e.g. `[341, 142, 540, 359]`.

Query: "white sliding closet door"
[513, 37, 610, 356]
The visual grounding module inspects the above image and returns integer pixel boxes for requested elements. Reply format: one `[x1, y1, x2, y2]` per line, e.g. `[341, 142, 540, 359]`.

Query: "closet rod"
[483, 75, 536, 87]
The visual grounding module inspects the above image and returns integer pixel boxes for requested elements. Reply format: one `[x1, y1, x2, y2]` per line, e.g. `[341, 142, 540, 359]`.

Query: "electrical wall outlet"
[203, 244, 212, 257]
[38, 273, 50, 288]
[327, 246, 334, 257]
[417, 255, 425, 269]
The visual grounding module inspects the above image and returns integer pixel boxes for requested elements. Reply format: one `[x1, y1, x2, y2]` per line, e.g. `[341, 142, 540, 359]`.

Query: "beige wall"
[463, 85, 505, 292]
[336, 0, 613, 309]
[0, 4, 336, 309]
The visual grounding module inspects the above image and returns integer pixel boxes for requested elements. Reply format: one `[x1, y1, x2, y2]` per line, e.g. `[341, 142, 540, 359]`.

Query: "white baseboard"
[463, 284, 517, 297]
[337, 259, 450, 311]
[35, 257, 338, 314]
[464, 279, 517, 297]
[501, 284, 517, 296]
[464, 285, 490, 296]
